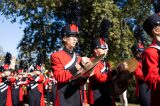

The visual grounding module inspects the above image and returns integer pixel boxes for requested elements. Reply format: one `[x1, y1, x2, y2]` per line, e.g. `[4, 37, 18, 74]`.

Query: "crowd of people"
[1, 12, 160, 106]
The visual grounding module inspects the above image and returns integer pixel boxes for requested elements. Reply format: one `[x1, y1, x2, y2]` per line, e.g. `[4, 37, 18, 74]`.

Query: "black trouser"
[90, 81, 113, 106]
[0, 90, 7, 106]
[58, 83, 82, 106]
[91, 91, 113, 106]
[139, 82, 151, 106]
[28, 87, 41, 106]
[46, 90, 53, 105]
[52, 83, 57, 105]
[12, 87, 20, 106]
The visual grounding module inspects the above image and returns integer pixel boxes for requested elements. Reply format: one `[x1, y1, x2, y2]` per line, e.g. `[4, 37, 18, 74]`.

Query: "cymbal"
[115, 57, 138, 73]
[69, 54, 105, 82]
[83, 54, 105, 71]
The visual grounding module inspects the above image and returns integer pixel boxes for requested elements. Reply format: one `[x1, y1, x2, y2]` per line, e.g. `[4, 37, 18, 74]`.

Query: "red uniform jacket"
[51, 50, 81, 83]
[51, 49, 85, 106]
[142, 40, 160, 106]
[88, 58, 115, 106]
[134, 62, 143, 97]
[134, 62, 144, 81]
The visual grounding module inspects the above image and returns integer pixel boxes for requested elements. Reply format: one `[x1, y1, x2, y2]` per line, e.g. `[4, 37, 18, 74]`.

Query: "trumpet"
[43, 70, 49, 76]
[44, 70, 48, 74]
[18, 72, 37, 77]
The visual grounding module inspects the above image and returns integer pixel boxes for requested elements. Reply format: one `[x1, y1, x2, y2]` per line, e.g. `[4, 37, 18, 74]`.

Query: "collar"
[63, 47, 74, 54]
[151, 40, 160, 46]
[155, 40, 160, 46]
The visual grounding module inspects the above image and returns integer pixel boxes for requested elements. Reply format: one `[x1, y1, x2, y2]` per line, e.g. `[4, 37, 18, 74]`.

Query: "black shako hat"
[92, 38, 108, 50]
[143, 13, 160, 36]
[62, 24, 79, 36]
[131, 42, 144, 55]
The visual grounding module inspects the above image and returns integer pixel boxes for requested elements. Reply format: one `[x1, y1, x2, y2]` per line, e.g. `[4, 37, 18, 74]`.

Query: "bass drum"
[108, 58, 138, 96]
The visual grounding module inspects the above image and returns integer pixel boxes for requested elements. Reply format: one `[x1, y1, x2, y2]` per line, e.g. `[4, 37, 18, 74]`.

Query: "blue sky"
[0, 15, 24, 57]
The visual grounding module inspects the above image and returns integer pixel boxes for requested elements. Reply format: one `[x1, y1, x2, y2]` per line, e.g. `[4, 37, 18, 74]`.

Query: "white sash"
[150, 45, 160, 50]
[100, 65, 106, 73]
[64, 53, 76, 69]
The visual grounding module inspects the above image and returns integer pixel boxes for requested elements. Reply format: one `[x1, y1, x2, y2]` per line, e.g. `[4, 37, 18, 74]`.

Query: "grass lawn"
[116, 102, 140, 106]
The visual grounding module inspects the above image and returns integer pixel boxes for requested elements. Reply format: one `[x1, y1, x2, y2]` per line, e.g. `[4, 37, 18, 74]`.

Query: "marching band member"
[132, 42, 151, 106]
[0, 52, 13, 106]
[142, 13, 160, 106]
[11, 69, 27, 106]
[51, 23, 90, 106]
[87, 38, 127, 106]
[87, 38, 115, 106]
[0, 66, 13, 106]
[27, 65, 45, 106]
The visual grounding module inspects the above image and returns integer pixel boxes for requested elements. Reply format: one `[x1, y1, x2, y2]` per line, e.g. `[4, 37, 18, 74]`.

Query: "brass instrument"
[22, 85, 27, 93]
[43, 70, 49, 76]
[19, 72, 34, 76]
[19, 70, 42, 76]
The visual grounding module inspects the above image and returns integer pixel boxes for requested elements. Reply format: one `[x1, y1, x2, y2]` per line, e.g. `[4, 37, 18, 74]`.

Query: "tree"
[0, 0, 134, 65]
[0, 0, 64, 68]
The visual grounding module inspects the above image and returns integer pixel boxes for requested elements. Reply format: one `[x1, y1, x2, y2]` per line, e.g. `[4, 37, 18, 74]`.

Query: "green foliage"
[76, 0, 134, 65]
[127, 76, 138, 104]
[121, 0, 152, 24]
[0, 0, 135, 65]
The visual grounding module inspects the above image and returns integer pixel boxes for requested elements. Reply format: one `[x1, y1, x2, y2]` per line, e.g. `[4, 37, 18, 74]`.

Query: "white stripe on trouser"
[119, 90, 128, 106]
